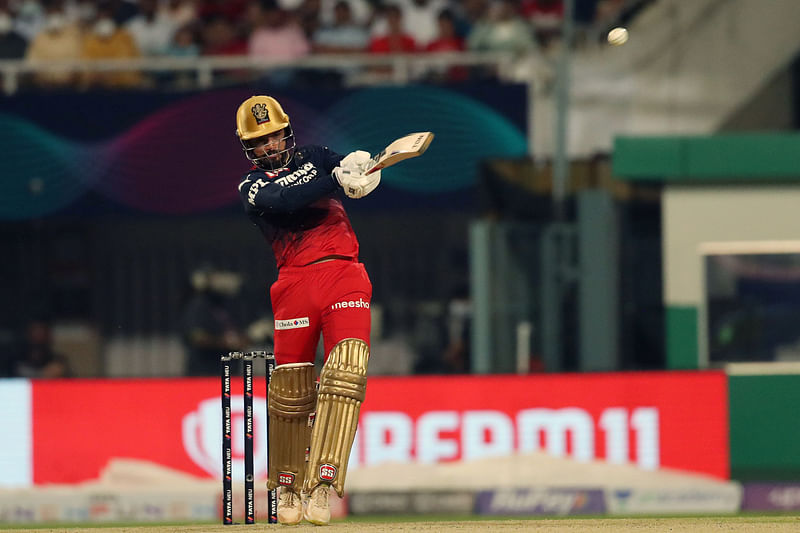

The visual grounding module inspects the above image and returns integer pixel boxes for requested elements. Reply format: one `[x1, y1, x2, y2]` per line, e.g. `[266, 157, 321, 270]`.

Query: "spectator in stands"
[295, 0, 322, 40]
[80, 2, 143, 89]
[25, 0, 83, 88]
[249, 0, 310, 59]
[308, 0, 367, 86]
[181, 267, 249, 376]
[248, 0, 310, 85]
[199, 14, 250, 84]
[9, 318, 71, 379]
[126, 0, 177, 57]
[423, 8, 467, 82]
[0, 3, 28, 59]
[160, 23, 200, 88]
[467, 0, 538, 55]
[451, 0, 488, 35]
[312, 0, 368, 53]
[409, 300, 449, 374]
[440, 282, 471, 374]
[395, 0, 450, 49]
[317, 0, 372, 29]
[369, 303, 416, 375]
[72, 0, 99, 30]
[368, 4, 415, 53]
[106, 0, 139, 25]
[165, 0, 200, 28]
[13, 0, 45, 41]
[197, 0, 249, 24]
[425, 8, 463, 52]
[165, 23, 200, 57]
[201, 15, 247, 55]
[521, 0, 563, 47]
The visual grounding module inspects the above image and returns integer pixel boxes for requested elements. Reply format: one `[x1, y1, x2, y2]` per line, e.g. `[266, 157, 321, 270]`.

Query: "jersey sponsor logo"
[275, 317, 310, 330]
[330, 298, 370, 311]
[242, 164, 317, 205]
[246, 177, 275, 206]
[275, 162, 317, 188]
[247, 180, 264, 206]
[240, 170, 280, 204]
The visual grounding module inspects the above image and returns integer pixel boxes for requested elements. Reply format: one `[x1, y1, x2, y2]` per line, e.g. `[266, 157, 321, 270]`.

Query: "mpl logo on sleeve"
[275, 317, 310, 330]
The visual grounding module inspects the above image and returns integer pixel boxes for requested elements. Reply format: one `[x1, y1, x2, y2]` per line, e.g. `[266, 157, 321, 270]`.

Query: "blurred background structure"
[2, 0, 800, 524]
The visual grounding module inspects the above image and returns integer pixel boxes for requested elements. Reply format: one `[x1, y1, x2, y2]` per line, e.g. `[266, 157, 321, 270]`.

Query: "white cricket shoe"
[303, 484, 330, 525]
[277, 486, 302, 525]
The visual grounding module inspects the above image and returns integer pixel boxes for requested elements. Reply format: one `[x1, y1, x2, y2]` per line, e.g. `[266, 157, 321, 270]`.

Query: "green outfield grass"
[1, 514, 800, 532]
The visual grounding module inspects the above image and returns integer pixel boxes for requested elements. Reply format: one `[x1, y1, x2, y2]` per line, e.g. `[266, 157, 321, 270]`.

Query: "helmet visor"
[241, 126, 296, 170]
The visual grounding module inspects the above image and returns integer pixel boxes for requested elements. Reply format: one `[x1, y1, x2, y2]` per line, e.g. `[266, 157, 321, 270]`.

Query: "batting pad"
[267, 362, 317, 493]
[304, 338, 369, 497]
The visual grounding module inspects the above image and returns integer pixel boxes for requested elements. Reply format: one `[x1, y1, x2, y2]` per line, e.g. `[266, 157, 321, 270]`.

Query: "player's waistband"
[279, 255, 357, 274]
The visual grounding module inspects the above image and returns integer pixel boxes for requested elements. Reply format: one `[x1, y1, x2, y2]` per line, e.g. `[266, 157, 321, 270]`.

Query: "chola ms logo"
[278, 472, 296, 486]
[319, 464, 337, 482]
[251, 103, 270, 124]
[275, 317, 310, 330]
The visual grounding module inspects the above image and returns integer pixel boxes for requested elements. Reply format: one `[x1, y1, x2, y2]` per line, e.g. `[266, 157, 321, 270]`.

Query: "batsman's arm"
[322, 146, 345, 174]
[238, 171, 338, 213]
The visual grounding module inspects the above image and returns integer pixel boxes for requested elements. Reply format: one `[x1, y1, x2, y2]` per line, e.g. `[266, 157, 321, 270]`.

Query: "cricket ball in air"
[607, 27, 629, 46]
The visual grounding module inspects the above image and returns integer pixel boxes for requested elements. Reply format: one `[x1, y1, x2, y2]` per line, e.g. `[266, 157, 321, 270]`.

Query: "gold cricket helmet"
[235, 95, 296, 170]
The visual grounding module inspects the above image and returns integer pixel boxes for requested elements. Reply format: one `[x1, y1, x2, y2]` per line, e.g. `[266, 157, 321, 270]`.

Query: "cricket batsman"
[235, 95, 379, 525]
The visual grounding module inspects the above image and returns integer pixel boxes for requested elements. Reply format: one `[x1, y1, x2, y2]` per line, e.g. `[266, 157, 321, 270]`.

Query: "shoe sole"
[278, 515, 303, 526]
[303, 509, 330, 526]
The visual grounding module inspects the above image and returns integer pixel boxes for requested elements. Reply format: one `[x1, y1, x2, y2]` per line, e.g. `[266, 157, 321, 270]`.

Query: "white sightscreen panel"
[0, 379, 32, 487]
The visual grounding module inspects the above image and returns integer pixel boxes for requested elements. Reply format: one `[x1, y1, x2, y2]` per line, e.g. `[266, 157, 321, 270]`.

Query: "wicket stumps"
[221, 351, 277, 525]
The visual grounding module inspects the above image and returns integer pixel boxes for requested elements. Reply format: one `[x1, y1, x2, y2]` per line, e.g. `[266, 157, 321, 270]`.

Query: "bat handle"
[365, 160, 381, 175]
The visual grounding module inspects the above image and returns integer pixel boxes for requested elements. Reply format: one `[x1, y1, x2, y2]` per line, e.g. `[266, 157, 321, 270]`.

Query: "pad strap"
[267, 363, 316, 493]
[304, 338, 369, 497]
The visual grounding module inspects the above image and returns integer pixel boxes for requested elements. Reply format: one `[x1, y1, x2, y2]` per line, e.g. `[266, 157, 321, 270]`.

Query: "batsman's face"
[253, 131, 286, 161]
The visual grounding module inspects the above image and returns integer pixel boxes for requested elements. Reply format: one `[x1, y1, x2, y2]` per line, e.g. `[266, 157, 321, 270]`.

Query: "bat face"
[365, 132, 434, 174]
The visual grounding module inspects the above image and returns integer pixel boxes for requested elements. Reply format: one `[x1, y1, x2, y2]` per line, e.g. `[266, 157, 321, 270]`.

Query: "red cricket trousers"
[270, 258, 372, 365]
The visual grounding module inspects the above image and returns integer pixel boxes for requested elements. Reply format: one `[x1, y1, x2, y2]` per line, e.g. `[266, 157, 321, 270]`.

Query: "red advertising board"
[30, 371, 729, 485]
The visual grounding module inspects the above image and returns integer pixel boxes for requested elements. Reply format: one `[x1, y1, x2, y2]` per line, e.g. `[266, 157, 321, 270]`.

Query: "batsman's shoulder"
[298, 144, 340, 158]
[238, 168, 265, 191]
[297, 143, 326, 152]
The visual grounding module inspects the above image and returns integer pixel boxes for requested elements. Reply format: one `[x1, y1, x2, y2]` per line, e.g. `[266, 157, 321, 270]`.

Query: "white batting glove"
[333, 166, 381, 199]
[339, 150, 372, 173]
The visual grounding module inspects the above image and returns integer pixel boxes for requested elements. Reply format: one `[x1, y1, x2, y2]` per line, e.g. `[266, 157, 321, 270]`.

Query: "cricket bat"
[365, 132, 435, 175]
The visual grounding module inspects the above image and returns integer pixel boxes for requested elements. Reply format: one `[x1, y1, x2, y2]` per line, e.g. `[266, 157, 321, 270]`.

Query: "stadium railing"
[0, 51, 525, 94]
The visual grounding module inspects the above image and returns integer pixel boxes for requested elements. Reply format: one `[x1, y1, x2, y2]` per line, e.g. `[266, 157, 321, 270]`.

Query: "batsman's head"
[236, 95, 296, 170]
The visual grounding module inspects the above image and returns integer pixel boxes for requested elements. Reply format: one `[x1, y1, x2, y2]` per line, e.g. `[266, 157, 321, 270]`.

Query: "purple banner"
[475, 488, 605, 516]
[743, 483, 800, 511]
[348, 491, 475, 515]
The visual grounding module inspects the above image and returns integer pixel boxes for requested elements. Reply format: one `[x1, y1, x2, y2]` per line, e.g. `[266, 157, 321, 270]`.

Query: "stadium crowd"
[0, 0, 630, 88]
